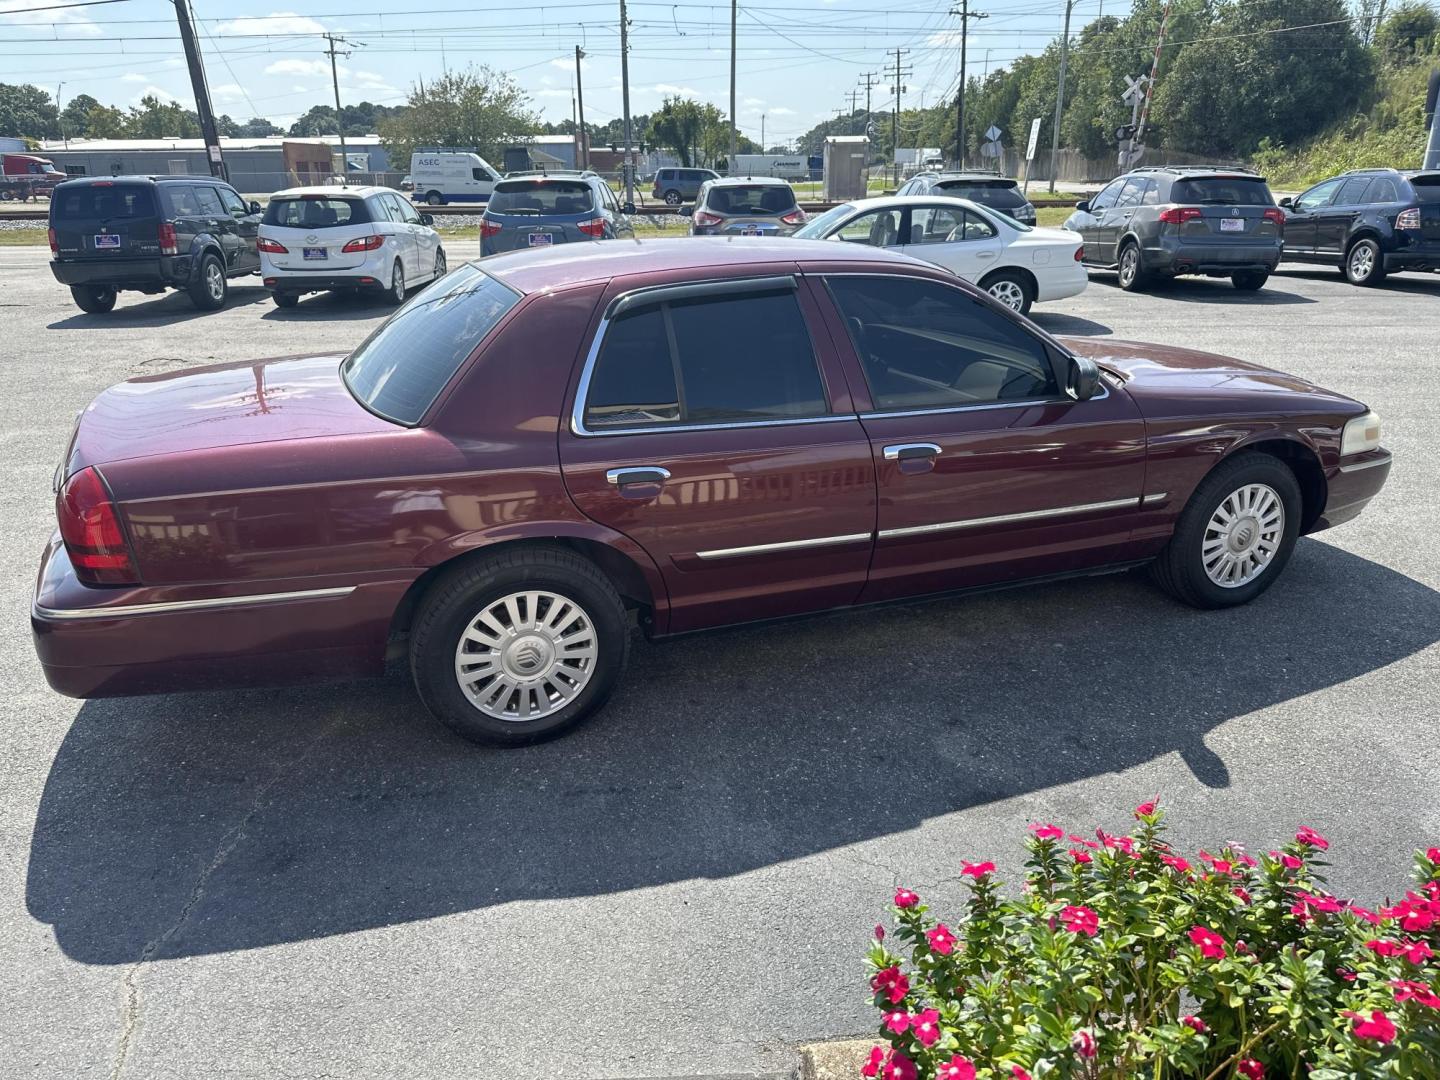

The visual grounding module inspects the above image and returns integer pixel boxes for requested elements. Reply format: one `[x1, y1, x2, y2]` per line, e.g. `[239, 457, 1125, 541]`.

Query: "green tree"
[237, 116, 284, 137]
[1375, 0, 1439, 62]
[84, 104, 128, 139]
[647, 97, 709, 166]
[59, 93, 100, 138]
[0, 82, 59, 139]
[123, 95, 200, 138]
[377, 67, 536, 163]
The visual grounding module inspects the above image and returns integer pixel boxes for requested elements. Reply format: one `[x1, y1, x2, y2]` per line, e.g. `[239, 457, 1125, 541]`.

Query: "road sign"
[980, 140, 1002, 158]
[984, 124, 1002, 143]
[1025, 117, 1042, 161]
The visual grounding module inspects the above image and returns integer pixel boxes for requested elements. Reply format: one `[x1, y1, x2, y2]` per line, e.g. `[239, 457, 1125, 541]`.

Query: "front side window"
[218, 186, 247, 215]
[1295, 179, 1343, 211]
[1088, 180, 1125, 213]
[1114, 178, 1150, 209]
[583, 287, 826, 429]
[792, 202, 855, 239]
[827, 276, 1059, 411]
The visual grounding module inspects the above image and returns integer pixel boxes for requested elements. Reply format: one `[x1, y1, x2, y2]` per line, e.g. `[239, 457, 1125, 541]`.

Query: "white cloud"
[926, 30, 964, 47]
[770, 106, 796, 116]
[534, 88, 571, 99]
[743, 96, 765, 106]
[552, 57, 586, 71]
[119, 73, 149, 84]
[216, 11, 327, 36]
[653, 83, 700, 97]
[349, 69, 392, 90]
[265, 58, 328, 77]
[212, 84, 248, 103]
[291, 85, 309, 93]
[0, 0, 100, 36]
[134, 86, 181, 105]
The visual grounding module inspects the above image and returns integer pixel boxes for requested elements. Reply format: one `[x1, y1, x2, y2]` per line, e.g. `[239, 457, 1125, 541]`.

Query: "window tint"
[827, 276, 1059, 411]
[704, 184, 796, 215]
[1114, 178, 1150, 209]
[1170, 177, 1273, 205]
[834, 207, 902, 246]
[955, 209, 997, 240]
[1366, 178, 1399, 204]
[386, 192, 419, 223]
[55, 182, 155, 219]
[1410, 174, 1440, 201]
[264, 196, 371, 228]
[489, 180, 595, 214]
[1295, 179, 1342, 211]
[342, 266, 519, 425]
[1088, 180, 1124, 212]
[193, 186, 224, 215]
[908, 206, 965, 244]
[1334, 177, 1372, 205]
[937, 179, 1025, 209]
[583, 287, 826, 428]
[217, 186, 247, 215]
[164, 185, 201, 216]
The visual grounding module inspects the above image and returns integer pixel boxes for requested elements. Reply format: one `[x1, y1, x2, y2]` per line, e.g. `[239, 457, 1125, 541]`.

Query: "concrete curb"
[795, 1039, 873, 1080]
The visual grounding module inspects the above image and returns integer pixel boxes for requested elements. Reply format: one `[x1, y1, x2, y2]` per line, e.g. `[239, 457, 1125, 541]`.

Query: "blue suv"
[1280, 168, 1440, 285]
[480, 172, 634, 256]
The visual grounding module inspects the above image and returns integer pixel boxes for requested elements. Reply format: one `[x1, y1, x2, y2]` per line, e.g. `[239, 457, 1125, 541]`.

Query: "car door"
[378, 193, 420, 276]
[1094, 177, 1147, 263]
[1075, 179, 1124, 263]
[192, 184, 240, 271]
[1314, 176, 1371, 257]
[898, 204, 1003, 282]
[1284, 178, 1343, 254]
[216, 184, 259, 271]
[558, 274, 877, 634]
[827, 205, 904, 249]
[161, 183, 203, 261]
[394, 192, 438, 278]
[818, 272, 1148, 603]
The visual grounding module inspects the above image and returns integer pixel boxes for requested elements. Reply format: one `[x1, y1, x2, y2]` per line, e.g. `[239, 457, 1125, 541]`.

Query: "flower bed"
[863, 803, 1440, 1079]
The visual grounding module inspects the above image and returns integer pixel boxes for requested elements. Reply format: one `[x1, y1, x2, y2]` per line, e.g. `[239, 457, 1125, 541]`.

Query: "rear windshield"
[53, 183, 155, 220]
[488, 180, 594, 214]
[264, 196, 371, 228]
[937, 180, 1025, 208]
[1410, 174, 1440, 200]
[1170, 177, 1273, 206]
[704, 184, 797, 215]
[342, 265, 519, 425]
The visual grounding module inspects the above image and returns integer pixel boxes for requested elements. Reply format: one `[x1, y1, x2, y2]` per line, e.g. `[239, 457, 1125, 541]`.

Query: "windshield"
[704, 184, 797, 215]
[52, 183, 155, 220]
[792, 203, 855, 238]
[937, 180, 1025, 208]
[264, 196, 371, 228]
[1170, 177, 1273, 206]
[342, 265, 520, 425]
[488, 180, 595, 215]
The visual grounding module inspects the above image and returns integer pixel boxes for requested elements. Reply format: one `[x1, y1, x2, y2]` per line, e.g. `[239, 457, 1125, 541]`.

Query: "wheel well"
[386, 537, 657, 652]
[1237, 438, 1327, 534]
[1347, 229, 1381, 249]
[979, 265, 1037, 297]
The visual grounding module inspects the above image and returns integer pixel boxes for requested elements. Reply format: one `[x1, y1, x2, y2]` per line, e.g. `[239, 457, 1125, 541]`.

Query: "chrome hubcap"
[1350, 245, 1374, 279]
[453, 590, 598, 722]
[206, 263, 223, 300]
[435, 252, 446, 277]
[988, 280, 1025, 310]
[392, 265, 403, 297]
[1203, 483, 1284, 588]
[1120, 250, 1136, 284]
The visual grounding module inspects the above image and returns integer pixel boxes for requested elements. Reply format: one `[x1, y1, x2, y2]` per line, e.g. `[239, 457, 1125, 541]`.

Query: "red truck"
[1, 153, 66, 201]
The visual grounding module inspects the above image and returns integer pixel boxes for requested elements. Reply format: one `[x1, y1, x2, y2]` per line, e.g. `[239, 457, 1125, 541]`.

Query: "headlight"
[1341, 410, 1381, 456]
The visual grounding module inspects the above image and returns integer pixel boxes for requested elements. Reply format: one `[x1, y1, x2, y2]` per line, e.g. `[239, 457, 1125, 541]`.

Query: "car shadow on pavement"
[46, 286, 273, 329]
[26, 539, 1440, 965]
[258, 291, 399, 322]
[1029, 312, 1113, 336]
[1275, 266, 1440, 295]
[1091, 275, 1316, 305]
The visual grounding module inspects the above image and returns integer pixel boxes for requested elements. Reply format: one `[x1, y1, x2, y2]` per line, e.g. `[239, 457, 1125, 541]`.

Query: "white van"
[409, 151, 502, 206]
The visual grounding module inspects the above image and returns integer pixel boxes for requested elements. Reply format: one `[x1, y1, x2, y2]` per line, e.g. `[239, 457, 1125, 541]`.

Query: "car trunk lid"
[49, 181, 161, 259]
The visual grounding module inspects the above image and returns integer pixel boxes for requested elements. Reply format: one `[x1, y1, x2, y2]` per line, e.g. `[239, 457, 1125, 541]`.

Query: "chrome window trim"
[34, 585, 356, 621]
[877, 497, 1139, 540]
[1338, 453, 1390, 473]
[860, 383, 1107, 421]
[695, 532, 873, 560]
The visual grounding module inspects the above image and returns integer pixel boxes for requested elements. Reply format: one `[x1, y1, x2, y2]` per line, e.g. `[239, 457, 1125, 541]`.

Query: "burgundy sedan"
[33, 239, 1391, 745]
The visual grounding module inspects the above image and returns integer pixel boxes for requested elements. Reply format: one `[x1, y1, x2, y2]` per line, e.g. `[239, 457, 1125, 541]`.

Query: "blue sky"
[1, 0, 1108, 146]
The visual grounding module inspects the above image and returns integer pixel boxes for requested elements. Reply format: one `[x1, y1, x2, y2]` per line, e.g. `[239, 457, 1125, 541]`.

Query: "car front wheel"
[664, 190, 682, 206]
[1150, 451, 1301, 609]
[70, 285, 117, 314]
[1344, 238, 1386, 286]
[409, 547, 630, 746]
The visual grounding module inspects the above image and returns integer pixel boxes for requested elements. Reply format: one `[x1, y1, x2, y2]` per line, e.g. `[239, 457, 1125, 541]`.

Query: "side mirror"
[420, 213, 434, 226]
[1278, 196, 1294, 209]
[623, 201, 636, 215]
[1074, 200, 1091, 213]
[249, 201, 261, 215]
[1069, 355, 1102, 401]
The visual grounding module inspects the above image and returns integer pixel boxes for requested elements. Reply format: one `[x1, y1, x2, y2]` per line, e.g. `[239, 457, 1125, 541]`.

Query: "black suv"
[895, 171, 1037, 225]
[1280, 168, 1440, 285]
[1067, 166, 1283, 292]
[49, 175, 262, 313]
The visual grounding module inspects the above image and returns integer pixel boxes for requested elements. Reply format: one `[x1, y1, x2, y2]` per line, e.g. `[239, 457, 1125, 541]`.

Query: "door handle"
[606, 466, 671, 486]
[976, 251, 996, 259]
[883, 443, 941, 461]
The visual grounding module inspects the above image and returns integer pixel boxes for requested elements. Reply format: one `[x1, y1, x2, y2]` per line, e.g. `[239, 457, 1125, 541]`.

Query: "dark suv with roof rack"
[48, 175, 262, 313]
[1064, 166, 1284, 292]
[1279, 168, 1440, 285]
[896, 171, 1037, 225]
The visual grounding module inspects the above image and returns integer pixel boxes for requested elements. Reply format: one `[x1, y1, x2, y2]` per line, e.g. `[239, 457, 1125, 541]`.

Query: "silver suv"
[687, 177, 807, 236]
[897, 171, 1037, 225]
[650, 167, 720, 206]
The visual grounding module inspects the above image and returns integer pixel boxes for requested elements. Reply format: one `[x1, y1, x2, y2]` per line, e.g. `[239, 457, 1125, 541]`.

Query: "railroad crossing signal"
[1122, 74, 1149, 104]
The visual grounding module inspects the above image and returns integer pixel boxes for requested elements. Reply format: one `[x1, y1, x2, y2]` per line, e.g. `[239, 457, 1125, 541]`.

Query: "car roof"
[929, 172, 1017, 183]
[707, 175, 790, 186]
[482, 236, 920, 295]
[56, 174, 221, 185]
[270, 185, 390, 198]
[822, 194, 990, 212]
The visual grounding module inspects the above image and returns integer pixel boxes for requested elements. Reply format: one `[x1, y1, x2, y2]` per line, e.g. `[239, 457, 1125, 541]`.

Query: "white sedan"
[791, 195, 1086, 315]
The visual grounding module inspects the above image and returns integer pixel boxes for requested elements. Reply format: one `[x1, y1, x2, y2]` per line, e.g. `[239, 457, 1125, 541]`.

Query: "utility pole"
[1047, 0, 1074, 193]
[56, 82, 67, 148]
[324, 33, 351, 185]
[171, 0, 227, 179]
[729, 0, 738, 166]
[575, 45, 588, 168]
[846, 88, 860, 116]
[950, 0, 987, 170]
[761, 112, 766, 152]
[859, 71, 878, 128]
[886, 49, 912, 187]
[619, 0, 635, 206]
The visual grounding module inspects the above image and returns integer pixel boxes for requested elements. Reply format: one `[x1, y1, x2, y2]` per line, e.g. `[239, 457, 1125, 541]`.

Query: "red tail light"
[57, 467, 138, 586]
[158, 222, 178, 255]
[1262, 207, 1285, 228]
[1074, 245, 1085, 261]
[47, 226, 57, 254]
[576, 217, 607, 238]
[341, 234, 384, 253]
[481, 218, 502, 238]
[257, 237, 288, 254]
[692, 210, 723, 227]
[1158, 207, 1203, 225]
[1397, 206, 1421, 230]
[780, 209, 807, 226]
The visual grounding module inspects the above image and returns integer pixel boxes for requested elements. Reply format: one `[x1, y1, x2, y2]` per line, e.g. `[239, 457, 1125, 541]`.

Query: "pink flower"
[1403, 940, 1434, 964]
[1338, 967, 1358, 982]
[960, 860, 995, 879]
[882, 1050, 918, 1080]
[935, 1056, 975, 1080]
[1426, 847, 1440, 864]
[1161, 854, 1192, 874]
[1297, 892, 1343, 914]
[893, 888, 919, 909]
[1135, 799, 1158, 818]
[874, 924, 885, 941]
[1346, 1008, 1396, 1044]
[1189, 925, 1227, 960]
[1367, 939, 1406, 958]
[1070, 848, 1093, 865]
[1010, 1068, 1032, 1080]
[1181, 1015, 1209, 1034]
[912, 1008, 941, 1048]
[870, 966, 910, 1004]
[1070, 1030, 1097, 1059]
[926, 924, 957, 956]
[1060, 905, 1099, 937]
[1295, 826, 1329, 851]
[1030, 823, 1064, 841]
[1348, 904, 1382, 925]
[1233, 887, 1253, 905]
[1279, 853, 1303, 870]
[883, 1010, 910, 1035]
[1393, 980, 1440, 1008]
[862, 1047, 885, 1078]
[1237, 1059, 1264, 1080]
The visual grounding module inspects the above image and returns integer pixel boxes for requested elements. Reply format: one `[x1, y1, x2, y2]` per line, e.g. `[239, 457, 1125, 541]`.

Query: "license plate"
[1219, 217, 1245, 233]
[303, 247, 327, 260]
[742, 226, 763, 236]
[94, 234, 120, 249]
[528, 232, 553, 247]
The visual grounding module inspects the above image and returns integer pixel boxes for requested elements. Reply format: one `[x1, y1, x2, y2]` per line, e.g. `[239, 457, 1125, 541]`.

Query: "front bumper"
[50, 255, 191, 290]
[1311, 449, 1392, 533]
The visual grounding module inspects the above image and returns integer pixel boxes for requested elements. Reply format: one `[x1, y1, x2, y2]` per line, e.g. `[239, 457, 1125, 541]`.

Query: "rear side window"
[1170, 177, 1273, 206]
[342, 266, 519, 425]
[1366, 178, 1399, 204]
[704, 184, 797, 215]
[1334, 177, 1372, 205]
[583, 287, 826, 429]
[488, 181, 595, 214]
[55, 183, 155, 219]
[938, 180, 1025, 209]
[264, 196, 371, 228]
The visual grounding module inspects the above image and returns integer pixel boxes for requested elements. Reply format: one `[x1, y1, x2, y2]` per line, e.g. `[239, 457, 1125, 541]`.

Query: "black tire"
[0, 186, 15, 201]
[663, 189, 682, 206]
[1344, 238, 1386, 286]
[70, 285, 117, 314]
[1232, 270, 1269, 291]
[409, 546, 630, 746]
[433, 247, 447, 281]
[980, 269, 1035, 315]
[425, 191, 444, 206]
[381, 260, 405, 305]
[1117, 241, 1150, 292]
[188, 252, 227, 311]
[1150, 452, 1303, 610]
[271, 291, 299, 308]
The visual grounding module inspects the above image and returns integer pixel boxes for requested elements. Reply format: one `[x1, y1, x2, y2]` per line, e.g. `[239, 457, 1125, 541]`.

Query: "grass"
[1035, 206, 1074, 228]
[0, 227, 47, 246]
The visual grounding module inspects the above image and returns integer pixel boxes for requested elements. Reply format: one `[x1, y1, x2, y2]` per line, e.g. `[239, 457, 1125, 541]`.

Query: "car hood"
[65, 353, 397, 475]
[1058, 337, 1333, 397]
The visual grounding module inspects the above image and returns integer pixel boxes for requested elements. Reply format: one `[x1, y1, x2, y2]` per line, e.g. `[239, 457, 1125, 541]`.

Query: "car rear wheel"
[1232, 270, 1269, 291]
[433, 248, 447, 280]
[188, 252, 227, 311]
[1150, 452, 1301, 609]
[664, 190, 682, 206]
[271, 291, 299, 308]
[409, 547, 630, 746]
[1344, 238, 1386, 286]
[980, 270, 1034, 315]
[425, 191, 444, 206]
[383, 260, 405, 305]
[1117, 242, 1150, 292]
[70, 285, 117, 314]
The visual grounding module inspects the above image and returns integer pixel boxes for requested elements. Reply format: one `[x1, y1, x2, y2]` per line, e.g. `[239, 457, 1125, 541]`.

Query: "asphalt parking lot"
[2, 243, 1438, 1080]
